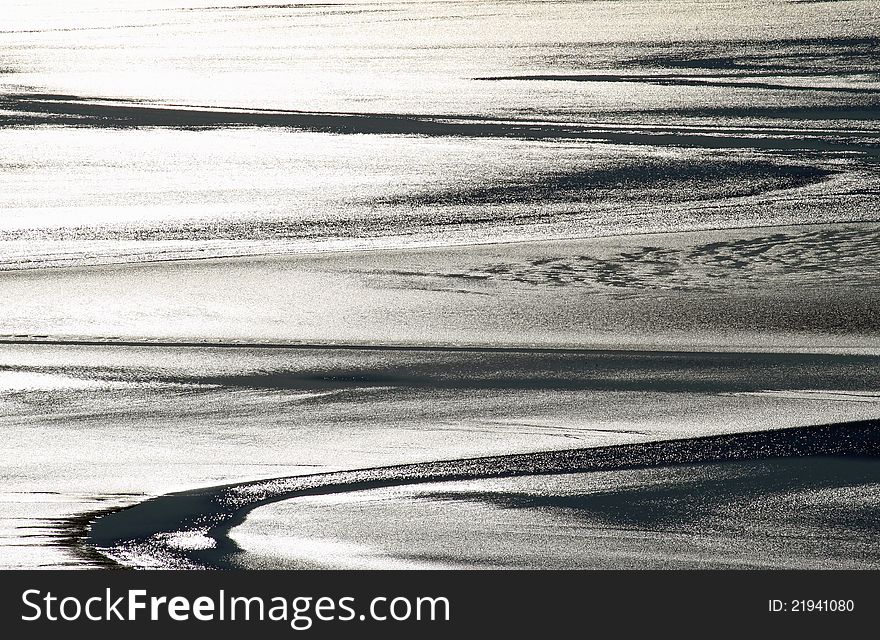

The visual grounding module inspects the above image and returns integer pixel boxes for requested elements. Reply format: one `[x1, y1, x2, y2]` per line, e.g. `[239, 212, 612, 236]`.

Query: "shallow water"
[3, 343, 880, 568]
[2, 1, 879, 569]
[1, 1, 878, 267]
[231, 458, 880, 570]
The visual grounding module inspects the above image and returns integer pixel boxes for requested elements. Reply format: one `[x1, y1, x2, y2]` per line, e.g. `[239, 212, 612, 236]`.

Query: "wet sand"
[2, 222, 880, 569]
[232, 457, 880, 570]
[2, 224, 879, 351]
[2, 342, 880, 568]
[1, 0, 878, 571]
[86, 420, 880, 569]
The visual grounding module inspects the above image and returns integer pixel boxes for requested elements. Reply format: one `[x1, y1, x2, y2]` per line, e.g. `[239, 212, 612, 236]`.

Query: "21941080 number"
[768, 600, 855, 613]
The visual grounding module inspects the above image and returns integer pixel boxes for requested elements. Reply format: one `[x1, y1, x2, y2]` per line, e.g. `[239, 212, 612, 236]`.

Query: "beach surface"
[1, 0, 879, 569]
[3, 342, 880, 568]
[230, 456, 880, 570]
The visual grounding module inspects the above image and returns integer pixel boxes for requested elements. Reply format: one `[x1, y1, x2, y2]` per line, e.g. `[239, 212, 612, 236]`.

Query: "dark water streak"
[475, 74, 879, 95]
[5, 343, 880, 393]
[2, 94, 878, 156]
